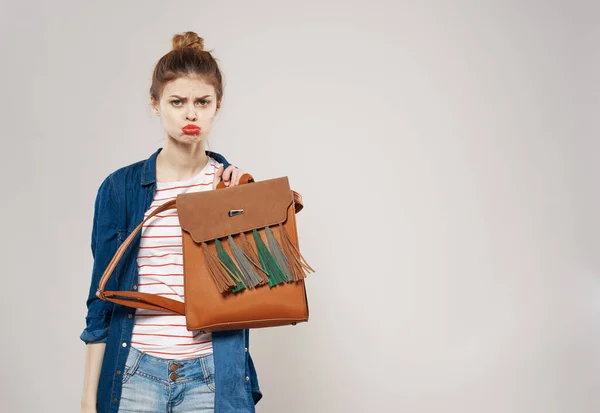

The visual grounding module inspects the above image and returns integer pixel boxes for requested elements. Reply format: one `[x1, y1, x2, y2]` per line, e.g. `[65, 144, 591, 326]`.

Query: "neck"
[156, 138, 209, 183]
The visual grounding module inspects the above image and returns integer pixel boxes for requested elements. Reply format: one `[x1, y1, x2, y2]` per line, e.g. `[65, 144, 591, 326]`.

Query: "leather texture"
[96, 173, 309, 332]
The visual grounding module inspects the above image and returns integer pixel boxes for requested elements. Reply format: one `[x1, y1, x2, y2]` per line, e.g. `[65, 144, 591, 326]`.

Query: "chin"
[170, 133, 206, 144]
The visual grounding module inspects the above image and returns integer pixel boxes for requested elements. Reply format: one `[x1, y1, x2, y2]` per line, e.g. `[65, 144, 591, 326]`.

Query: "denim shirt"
[80, 147, 262, 413]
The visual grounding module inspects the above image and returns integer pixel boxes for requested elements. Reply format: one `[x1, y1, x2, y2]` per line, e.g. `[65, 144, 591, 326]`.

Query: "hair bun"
[172, 31, 204, 52]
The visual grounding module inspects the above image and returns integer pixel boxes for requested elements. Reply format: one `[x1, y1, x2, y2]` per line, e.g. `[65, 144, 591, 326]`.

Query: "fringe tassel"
[265, 226, 294, 282]
[239, 232, 269, 284]
[228, 235, 264, 288]
[252, 229, 287, 287]
[278, 223, 315, 280]
[201, 242, 237, 293]
[215, 239, 246, 293]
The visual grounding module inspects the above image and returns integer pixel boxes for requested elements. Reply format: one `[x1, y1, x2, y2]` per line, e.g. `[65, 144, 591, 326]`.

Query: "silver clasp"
[228, 209, 244, 217]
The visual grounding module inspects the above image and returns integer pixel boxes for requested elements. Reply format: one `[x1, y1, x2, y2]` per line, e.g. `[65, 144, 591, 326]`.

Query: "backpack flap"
[177, 176, 314, 294]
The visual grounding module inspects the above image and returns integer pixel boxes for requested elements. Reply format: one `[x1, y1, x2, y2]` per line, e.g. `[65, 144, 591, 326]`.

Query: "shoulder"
[96, 157, 147, 206]
[108, 158, 146, 184]
[206, 150, 231, 168]
[207, 155, 224, 167]
[95, 149, 231, 199]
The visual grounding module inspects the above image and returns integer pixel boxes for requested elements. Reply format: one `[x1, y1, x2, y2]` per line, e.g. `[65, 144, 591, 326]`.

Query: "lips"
[182, 124, 201, 134]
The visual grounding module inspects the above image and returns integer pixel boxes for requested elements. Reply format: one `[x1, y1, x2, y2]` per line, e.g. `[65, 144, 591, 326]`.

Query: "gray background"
[1, 0, 599, 412]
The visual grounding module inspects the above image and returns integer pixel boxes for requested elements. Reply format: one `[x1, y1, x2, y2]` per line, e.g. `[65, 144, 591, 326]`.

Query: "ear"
[215, 99, 222, 116]
[150, 98, 160, 116]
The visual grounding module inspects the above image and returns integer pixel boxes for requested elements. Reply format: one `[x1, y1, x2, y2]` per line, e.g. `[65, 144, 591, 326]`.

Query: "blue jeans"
[117, 346, 216, 412]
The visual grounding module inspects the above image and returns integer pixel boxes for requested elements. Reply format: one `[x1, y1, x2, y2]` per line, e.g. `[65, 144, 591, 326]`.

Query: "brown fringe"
[239, 232, 269, 284]
[278, 223, 315, 280]
[202, 242, 236, 293]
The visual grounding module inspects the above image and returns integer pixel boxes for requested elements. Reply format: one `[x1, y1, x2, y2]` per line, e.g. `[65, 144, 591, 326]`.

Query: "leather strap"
[96, 197, 181, 312]
[292, 191, 303, 213]
[96, 173, 303, 313]
[216, 173, 254, 189]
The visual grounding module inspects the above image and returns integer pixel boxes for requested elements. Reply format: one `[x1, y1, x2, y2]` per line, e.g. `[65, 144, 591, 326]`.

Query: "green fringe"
[265, 226, 293, 282]
[215, 239, 246, 293]
[252, 229, 287, 287]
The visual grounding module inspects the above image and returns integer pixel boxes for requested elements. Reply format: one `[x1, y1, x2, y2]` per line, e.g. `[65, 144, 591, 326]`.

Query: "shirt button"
[132, 285, 137, 290]
[244, 347, 248, 352]
[128, 314, 133, 319]
[122, 342, 127, 348]
[245, 376, 250, 381]
[112, 397, 118, 403]
[116, 370, 121, 375]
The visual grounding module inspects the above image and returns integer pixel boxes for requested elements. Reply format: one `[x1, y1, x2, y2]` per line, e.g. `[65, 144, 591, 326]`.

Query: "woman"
[80, 32, 262, 413]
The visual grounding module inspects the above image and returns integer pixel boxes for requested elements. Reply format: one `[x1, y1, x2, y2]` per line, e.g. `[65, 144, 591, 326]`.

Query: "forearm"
[81, 342, 106, 409]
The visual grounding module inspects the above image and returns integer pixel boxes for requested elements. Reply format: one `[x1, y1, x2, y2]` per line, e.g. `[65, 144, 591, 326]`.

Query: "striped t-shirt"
[130, 156, 222, 360]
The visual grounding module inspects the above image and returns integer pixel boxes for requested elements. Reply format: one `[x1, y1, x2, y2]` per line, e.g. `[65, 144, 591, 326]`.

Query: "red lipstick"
[182, 124, 201, 134]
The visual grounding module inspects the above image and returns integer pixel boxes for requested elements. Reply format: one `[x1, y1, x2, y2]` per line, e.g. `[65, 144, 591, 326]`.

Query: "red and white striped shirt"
[131, 157, 222, 359]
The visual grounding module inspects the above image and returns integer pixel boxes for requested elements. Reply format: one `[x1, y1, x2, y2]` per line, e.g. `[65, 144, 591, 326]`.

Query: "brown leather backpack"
[96, 174, 315, 333]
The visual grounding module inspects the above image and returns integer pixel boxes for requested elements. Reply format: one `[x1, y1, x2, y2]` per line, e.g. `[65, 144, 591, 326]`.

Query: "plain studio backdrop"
[1, 1, 598, 412]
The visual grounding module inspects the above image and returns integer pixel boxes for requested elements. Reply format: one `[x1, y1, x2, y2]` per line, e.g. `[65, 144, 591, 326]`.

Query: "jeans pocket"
[121, 368, 133, 385]
[121, 361, 137, 385]
[206, 379, 216, 393]
[200, 355, 216, 393]
[121, 349, 141, 385]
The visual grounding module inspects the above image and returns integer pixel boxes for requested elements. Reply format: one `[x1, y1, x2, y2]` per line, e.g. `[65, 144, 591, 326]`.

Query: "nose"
[186, 104, 198, 122]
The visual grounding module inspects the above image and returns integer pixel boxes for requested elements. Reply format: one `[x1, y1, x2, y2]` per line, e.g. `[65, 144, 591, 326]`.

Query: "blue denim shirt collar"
[141, 147, 161, 186]
[142, 147, 231, 186]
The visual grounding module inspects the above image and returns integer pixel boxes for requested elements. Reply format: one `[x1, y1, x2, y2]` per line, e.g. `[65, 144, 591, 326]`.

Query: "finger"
[231, 168, 242, 186]
[213, 165, 224, 189]
[223, 165, 235, 186]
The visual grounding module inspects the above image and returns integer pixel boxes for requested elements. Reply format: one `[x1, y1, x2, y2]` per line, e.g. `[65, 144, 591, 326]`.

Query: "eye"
[170, 99, 210, 107]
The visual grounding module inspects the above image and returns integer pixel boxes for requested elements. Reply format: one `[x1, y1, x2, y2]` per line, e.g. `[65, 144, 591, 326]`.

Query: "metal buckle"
[228, 209, 244, 217]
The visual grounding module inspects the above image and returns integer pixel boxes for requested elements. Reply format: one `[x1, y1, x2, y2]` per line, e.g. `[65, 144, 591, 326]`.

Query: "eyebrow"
[169, 95, 212, 99]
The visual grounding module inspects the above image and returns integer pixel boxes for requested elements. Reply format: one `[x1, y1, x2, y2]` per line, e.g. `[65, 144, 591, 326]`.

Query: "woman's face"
[152, 76, 221, 144]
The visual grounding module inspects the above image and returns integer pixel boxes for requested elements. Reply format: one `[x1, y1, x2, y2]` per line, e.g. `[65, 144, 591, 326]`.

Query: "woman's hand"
[213, 165, 246, 189]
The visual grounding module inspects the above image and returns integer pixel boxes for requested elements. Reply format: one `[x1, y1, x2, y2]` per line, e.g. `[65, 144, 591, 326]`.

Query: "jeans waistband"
[125, 345, 215, 385]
